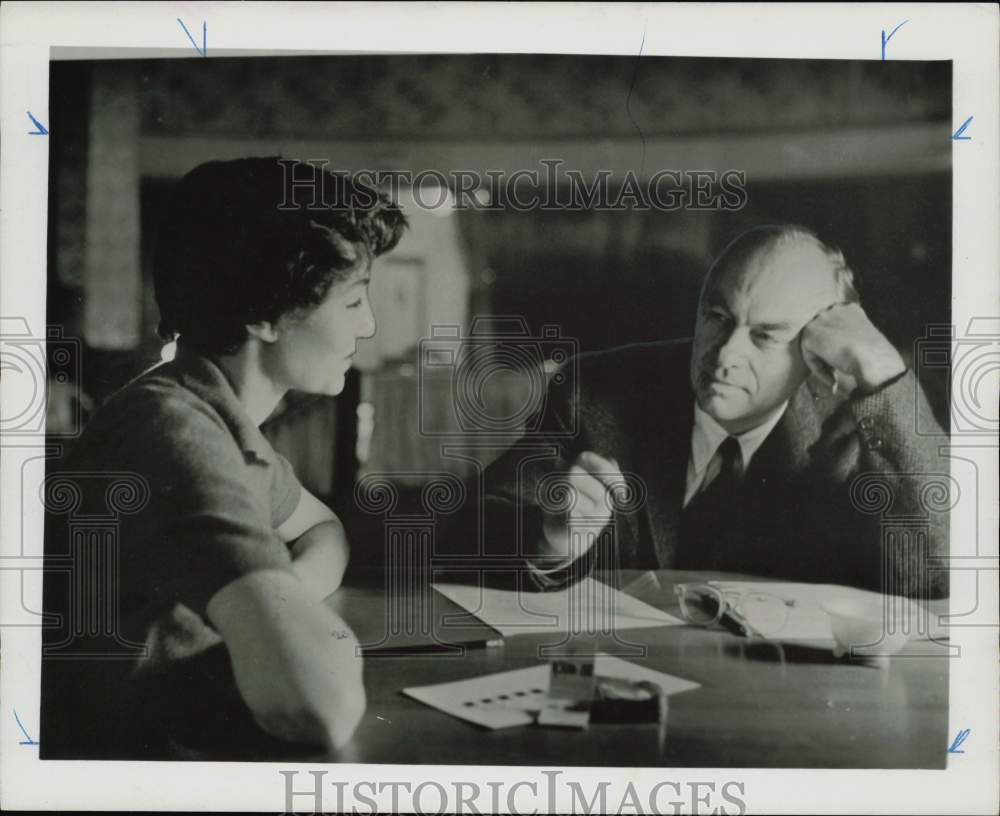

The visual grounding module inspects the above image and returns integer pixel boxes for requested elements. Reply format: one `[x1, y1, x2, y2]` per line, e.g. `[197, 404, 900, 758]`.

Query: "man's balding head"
[701, 226, 859, 311]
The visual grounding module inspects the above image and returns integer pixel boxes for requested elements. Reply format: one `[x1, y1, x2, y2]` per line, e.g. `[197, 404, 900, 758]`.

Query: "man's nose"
[714, 326, 752, 370]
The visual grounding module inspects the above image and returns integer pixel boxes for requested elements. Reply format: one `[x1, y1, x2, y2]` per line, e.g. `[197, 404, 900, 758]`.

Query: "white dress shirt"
[683, 401, 788, 507]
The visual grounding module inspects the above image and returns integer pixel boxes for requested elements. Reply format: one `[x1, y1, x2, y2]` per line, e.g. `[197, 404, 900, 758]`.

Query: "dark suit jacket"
[461, 340, 949, 599]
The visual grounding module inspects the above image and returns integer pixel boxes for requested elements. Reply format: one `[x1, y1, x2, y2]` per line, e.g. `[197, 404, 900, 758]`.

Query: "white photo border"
[1, 2, 997, 813]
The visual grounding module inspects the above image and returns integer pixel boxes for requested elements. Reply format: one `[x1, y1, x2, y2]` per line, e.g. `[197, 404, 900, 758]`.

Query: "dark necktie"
[676, 436, 745, 569]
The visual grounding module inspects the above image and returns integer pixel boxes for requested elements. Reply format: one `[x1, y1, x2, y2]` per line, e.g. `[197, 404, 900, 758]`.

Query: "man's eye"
[346, 298, 363, 309]
[706, 310, 729, 323]
[752, 331, 779, 346]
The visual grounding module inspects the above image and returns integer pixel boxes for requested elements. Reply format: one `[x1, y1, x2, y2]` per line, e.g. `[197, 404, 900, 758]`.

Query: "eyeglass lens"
[679, 587, 723, 625]
[678, 586, 791, 636]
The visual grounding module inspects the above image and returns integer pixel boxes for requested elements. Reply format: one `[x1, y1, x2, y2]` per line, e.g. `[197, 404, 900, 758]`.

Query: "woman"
[41, 157, 407, 758]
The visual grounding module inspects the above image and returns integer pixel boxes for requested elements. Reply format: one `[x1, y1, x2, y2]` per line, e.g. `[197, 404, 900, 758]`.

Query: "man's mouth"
[703, 375, 746, 394]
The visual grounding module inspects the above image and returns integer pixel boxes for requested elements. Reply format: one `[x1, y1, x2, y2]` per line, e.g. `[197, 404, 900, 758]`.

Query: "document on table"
[709, 581, 946, 643]
[432, 577, 683, 638]
[402, 653, 700, 729]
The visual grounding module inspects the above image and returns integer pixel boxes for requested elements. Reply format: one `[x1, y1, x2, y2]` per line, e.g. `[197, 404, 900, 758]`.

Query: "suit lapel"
[640, 372, 824, 570]
[752, 384, 824, 480]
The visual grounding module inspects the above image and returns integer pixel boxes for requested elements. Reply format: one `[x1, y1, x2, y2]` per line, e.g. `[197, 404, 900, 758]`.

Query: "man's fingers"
[808, 300, 858, 326]
[801, 342, 837, 389]
[577, 451, 625, 490]
[577, 452, 628, 509]
[538, 454, 623, 559]
[566, 466, 613, 515]
[801, 300, 856, 347]
[542, 452, 625, 522]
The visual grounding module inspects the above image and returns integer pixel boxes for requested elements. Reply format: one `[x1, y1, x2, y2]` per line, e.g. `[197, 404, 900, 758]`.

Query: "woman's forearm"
[288, 519, 350, 600]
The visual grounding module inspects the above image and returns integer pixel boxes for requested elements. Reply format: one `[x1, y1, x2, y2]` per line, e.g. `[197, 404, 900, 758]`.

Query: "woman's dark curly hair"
[153, 157, 408, 355]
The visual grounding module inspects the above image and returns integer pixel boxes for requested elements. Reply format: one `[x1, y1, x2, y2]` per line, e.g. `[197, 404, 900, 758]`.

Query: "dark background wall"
[46, 54, 952, 507]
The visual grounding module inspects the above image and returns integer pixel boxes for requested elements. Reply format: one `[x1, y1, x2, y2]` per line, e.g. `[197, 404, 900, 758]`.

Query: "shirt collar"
[690, 400, 788, 477]
[170, 343, 271, 463]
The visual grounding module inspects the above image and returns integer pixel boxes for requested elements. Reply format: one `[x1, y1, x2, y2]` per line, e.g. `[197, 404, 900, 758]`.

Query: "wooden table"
[316, 569, 949, 769]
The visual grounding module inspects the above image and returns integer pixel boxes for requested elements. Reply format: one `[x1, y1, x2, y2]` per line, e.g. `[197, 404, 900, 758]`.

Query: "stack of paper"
[708, 581, 947, 643]
[432, 578, 683, 638]
[402, 653, 700, 729]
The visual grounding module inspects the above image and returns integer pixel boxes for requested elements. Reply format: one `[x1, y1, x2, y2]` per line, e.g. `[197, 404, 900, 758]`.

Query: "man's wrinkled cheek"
[703, 345, 722, 372]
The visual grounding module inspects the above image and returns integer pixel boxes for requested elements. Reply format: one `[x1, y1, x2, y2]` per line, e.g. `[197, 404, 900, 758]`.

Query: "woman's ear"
[246, 321, 281, 343]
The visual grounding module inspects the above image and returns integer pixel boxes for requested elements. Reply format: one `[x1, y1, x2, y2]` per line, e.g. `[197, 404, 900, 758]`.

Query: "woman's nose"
[357, 301, 376, 339]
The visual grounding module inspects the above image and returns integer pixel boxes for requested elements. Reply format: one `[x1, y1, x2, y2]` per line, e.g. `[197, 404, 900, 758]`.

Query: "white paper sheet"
[402, 653, 700, 729]
[708, 581, 946, 643]
[432, 578, 683, 638]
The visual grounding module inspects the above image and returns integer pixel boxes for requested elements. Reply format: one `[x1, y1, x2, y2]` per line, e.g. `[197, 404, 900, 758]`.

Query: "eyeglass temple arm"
[718, 606, 763, 638]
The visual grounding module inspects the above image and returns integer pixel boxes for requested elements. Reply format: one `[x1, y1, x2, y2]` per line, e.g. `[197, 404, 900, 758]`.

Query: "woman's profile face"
[262, 262, 376, 396]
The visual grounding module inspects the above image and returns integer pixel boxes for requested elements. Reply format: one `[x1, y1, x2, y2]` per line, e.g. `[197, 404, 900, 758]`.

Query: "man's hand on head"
[800, 303, 907, 395]
[537, 451, 624, 564]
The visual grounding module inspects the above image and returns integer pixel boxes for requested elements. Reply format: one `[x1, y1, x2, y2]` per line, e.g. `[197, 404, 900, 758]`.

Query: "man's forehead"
[709, 240, 839, 313]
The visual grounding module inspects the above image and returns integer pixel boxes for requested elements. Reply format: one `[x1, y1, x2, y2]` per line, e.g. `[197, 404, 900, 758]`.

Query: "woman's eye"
[346, 298, 363, 309]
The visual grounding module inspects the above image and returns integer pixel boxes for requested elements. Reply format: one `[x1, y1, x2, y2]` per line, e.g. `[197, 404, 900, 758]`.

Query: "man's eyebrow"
[755, 321, 797, 333]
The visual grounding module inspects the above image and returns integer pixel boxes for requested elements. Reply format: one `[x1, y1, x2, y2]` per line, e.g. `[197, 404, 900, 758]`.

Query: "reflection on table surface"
[314, 568, 949, 769]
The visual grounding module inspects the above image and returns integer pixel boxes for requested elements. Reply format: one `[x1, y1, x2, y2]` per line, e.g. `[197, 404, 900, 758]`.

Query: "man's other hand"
[800, 302, 907, 394]
[538, 451, 624, 563]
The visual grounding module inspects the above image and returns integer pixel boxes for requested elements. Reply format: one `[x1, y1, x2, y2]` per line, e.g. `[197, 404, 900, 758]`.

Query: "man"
[476, 225, 948, 599]
[41, 158, 407, 758]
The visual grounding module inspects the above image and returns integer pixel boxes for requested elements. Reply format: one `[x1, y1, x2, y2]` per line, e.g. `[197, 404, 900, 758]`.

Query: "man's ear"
[246, 321, 281, 344]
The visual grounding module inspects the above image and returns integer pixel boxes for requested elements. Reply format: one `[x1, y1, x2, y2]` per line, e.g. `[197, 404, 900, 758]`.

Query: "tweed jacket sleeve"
[807, 368, 951, 599]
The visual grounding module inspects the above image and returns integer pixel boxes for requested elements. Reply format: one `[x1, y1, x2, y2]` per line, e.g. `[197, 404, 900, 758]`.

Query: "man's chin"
[698, 392, 750, 425]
